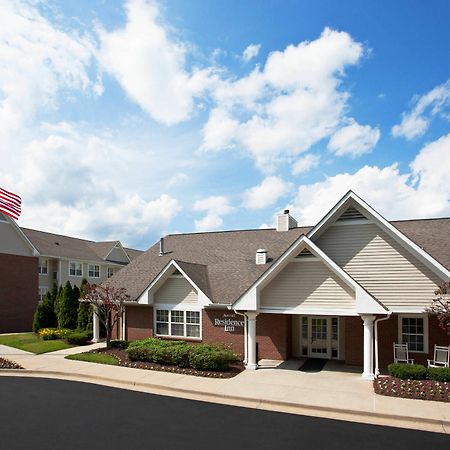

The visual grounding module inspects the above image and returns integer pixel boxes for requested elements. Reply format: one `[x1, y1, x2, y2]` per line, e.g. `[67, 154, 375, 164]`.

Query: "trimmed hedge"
[66, 330, 93, 346]
[110, 340, 129, 349]
[388, 363, 450, 382]
[388, 363, 427, 380]
[428, 367, 450, 382]
[126, 338, 237, 371]
[188, 344, 234, 371]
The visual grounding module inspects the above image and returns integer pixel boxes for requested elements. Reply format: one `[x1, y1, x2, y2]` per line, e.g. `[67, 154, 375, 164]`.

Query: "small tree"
[56, 281, 79, 329]
[83, 284, 130, 347]
[426, 282, 450, 335]
[77, 281, 93, 331]
[32, 292, 57, 332]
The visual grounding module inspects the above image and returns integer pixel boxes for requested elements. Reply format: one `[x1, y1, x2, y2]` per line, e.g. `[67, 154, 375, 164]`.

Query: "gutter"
[374, 313, 392, 377]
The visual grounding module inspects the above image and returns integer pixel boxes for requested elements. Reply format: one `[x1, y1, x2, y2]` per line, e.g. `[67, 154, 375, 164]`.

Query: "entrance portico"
[244, 311, 377, 380]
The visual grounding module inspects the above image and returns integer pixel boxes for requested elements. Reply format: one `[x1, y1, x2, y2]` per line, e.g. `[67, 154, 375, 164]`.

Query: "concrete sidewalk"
[1, 344, 449, 434]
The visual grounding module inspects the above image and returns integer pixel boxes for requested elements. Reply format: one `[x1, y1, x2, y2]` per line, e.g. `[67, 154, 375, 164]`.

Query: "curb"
[1, 369, 449, 434]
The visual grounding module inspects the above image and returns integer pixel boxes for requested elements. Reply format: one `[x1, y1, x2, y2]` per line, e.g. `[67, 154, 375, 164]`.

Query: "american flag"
[0, 187, 22, 220]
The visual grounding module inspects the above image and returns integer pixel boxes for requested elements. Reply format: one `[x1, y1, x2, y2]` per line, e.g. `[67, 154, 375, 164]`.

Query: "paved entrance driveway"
[0, 377, 448, 450]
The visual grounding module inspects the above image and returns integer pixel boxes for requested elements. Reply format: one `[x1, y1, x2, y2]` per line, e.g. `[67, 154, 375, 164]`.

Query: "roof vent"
[277, 210, 298, 232]
[337, 206, 366, 221]
[55, 242, 60, 246]
[256, 249, 268, 265]
[296, 248, 314, 258]
[159, 237, 164, 256]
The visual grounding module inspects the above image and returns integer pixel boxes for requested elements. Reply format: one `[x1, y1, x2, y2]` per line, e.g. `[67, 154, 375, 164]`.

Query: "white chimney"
[256, 249, 268, 265]
[276, 209, 297, 232]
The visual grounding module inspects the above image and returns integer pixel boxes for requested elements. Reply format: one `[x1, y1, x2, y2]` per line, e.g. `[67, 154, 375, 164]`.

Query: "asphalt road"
[0, 377, 447, 450]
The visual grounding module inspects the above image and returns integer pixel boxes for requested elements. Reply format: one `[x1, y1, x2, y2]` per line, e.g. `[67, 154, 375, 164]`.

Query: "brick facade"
[0, 252, 38, 333]
[123, 307, 448, 368]
[125, 305, 153, 340]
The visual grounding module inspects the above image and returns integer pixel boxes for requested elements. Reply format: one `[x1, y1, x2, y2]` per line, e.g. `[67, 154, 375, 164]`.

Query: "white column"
[92, 306, 100, 342]
[361, 315, 375, 380]
[246, 312, 259, 370]
[121, 308, 126, 340]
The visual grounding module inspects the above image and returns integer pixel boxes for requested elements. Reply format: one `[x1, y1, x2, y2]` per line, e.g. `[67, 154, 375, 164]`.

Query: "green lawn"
[65, 352, 118, 365]
[0, 333, 72, 354]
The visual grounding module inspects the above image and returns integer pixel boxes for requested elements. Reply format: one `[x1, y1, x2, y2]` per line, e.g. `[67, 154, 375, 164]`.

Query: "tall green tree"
[56, 281, 79, 329]
[32, 292, 57, 332]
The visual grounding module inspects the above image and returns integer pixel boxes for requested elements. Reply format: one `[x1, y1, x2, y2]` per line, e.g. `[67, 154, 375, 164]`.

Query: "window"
[69, 261, 83, 277]
[155, 309, 201, 338]
[38, 286, 48, 302]
[38, 259, 48, 275]
[88, 264, 100, 278]
[107, 267, 115, 278]
[399, 315, 428, 353]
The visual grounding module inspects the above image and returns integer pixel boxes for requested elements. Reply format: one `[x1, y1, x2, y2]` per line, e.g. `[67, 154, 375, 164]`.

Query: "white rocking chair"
[393, 343, 414, 364]
[427, 345, 450, 368]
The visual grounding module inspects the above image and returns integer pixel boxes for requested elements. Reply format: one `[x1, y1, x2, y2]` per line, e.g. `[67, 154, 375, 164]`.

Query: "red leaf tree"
[83, 284, 130, 347]
[426, 282, 450, 335]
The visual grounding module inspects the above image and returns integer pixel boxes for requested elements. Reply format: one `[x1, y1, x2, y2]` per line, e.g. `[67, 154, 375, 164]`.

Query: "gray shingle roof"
[21, 228, 143, 264]
[105, 218, 450, 305]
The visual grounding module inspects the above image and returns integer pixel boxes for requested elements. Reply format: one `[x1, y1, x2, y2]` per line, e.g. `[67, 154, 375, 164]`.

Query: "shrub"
[56, 281, 78, 329]
[110, 340, 129, 349]
[66, 330, 93, 346]
[32, 293, 57, 332]
[388, 363, 427, 380]
[168, 344, 191, 368]
[127, 346, 154, 362]
[77, 302, 93, 331]
[427, 367, 450, 382]
[188, 344, 236, 371]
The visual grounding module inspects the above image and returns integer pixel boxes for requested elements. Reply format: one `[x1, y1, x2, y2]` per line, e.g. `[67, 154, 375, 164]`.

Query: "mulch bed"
[374, 376, 450, 402]
[91, 348, 244, 378]
[0, 357, 24, 370]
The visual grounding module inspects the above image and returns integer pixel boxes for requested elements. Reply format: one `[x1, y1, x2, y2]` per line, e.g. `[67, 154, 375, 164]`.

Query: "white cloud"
[0, 0, 95, 145]
[1, 123, 181, 247]
[242, 176, 291, 209]
[193, 195, 235, 231]
[327, 119, 380, 157]
[292, 154, 320, 175]
[287, 133, 450, 225]
[242, 43, 261, 62]
[202, 27, 365, 172]
[98, 0, 216, 126]
[392, 78, 450, 140]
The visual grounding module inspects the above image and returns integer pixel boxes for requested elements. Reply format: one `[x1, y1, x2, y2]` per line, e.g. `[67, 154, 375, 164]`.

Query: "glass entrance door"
[309, 317, 330, 358]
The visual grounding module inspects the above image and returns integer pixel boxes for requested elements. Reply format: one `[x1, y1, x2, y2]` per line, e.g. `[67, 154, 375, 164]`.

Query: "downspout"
[374, 313, 392, 377]
[234, 310, 248, 365]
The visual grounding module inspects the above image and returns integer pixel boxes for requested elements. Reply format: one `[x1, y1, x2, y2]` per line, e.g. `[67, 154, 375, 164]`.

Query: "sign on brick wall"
[214, 313, 244, 332]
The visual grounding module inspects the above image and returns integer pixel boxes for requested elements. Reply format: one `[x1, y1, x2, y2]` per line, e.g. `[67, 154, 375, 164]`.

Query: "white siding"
[260, 261, 355, 311]
[315, 223, 442, 309]
[154, 276, 198, 305]
[107, 246, 129, 263]
[0, 221, 33, 256]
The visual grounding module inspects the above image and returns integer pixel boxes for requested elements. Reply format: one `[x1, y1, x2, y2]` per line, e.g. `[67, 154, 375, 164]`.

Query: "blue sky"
[1, 0, 449, 249]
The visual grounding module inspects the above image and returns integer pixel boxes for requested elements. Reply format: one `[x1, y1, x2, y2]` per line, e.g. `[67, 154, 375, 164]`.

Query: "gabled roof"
[105, 227, 309, 303]
[105, 215, 450, 305]
[307, 190, 450, 280]
[20, 227, 143, 264]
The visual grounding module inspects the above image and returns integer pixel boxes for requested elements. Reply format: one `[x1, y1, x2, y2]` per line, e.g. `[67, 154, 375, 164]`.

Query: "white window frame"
[38, 286, 48, 302]
[107, 267, 115, 278]
[38, 259, 48, 275]
[398, 314, 428, 354]
[88, 264, 100, 278]
[154, 306, 202, 340]
[69, 261, 83, 277]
